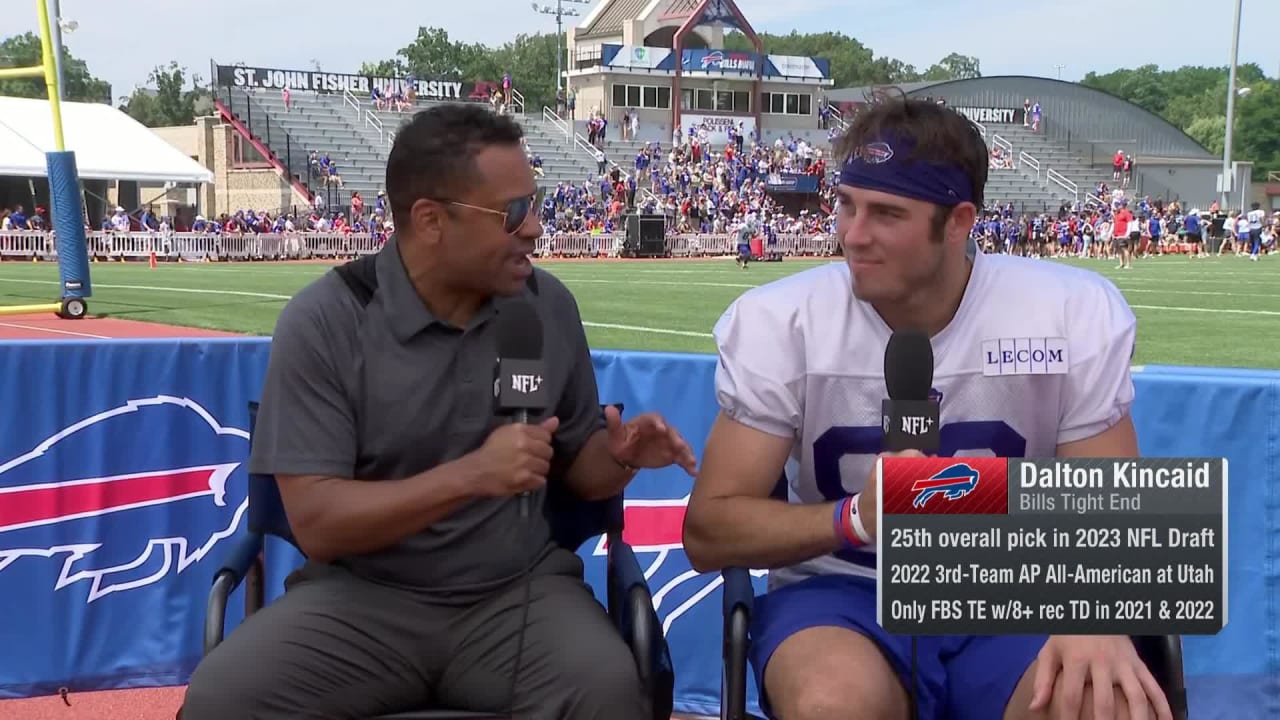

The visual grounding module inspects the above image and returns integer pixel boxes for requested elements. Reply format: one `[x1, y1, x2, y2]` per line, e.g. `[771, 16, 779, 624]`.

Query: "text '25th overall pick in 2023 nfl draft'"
[876, 457, 1227, 637]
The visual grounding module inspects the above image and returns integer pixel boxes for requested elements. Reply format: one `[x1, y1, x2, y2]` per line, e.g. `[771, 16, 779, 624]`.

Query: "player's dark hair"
[836, 87, 989, 236]
[385, 104, 525, 228]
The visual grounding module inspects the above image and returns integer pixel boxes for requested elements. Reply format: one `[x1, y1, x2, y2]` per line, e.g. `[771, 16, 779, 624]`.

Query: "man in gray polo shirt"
[182, 104, 697, 720]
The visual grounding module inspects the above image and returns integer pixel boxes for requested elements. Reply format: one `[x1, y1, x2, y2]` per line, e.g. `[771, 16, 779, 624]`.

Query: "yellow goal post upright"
[0, 0, 91, 319]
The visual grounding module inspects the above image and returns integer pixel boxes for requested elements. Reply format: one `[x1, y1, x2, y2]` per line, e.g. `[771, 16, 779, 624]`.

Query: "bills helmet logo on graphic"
[911, 463, 980, 509]
[0, 396, 249, 603]
[591, 493, 766, 636]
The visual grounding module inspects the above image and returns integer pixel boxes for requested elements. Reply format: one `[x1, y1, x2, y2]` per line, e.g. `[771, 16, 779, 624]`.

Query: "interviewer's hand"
[856, 449, 925, 541]
[469, 417, 560, 498]
[605, 406, 698, 477]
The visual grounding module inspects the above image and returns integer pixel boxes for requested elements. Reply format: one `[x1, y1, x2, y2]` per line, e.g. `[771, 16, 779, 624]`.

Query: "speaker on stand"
[624, 213, 668, 258]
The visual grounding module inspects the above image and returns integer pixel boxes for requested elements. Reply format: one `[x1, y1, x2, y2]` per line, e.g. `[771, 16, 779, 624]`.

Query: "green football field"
[0, 255, 1276, 369]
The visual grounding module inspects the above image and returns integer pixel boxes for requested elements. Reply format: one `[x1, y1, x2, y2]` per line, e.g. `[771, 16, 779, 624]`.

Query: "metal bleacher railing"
[214, 86, 311, 190]
[0, 231, 837, 263]
[342, 88, 394, 149]
[541, 105, 661, 207]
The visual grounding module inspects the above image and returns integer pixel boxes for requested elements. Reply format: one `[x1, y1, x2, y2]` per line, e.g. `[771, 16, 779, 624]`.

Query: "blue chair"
[719, 567, 1187, 720]
[196, 401, 674, 720]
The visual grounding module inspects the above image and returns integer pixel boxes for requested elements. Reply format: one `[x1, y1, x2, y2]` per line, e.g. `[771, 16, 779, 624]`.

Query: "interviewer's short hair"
[385, 104, 525, 228]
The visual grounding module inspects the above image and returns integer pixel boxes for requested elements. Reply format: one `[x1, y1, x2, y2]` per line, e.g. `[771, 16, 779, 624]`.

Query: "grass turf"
[0, 255, 1276, 369]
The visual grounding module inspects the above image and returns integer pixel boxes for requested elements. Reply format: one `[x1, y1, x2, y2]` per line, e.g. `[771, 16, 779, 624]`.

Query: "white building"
[564, 0, 834, 146]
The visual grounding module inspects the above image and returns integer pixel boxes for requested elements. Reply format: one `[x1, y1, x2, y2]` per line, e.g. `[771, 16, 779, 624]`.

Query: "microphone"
[493, 300, 550, 519]
[881, 329, 940, 454]
[882, 329, 939, 720]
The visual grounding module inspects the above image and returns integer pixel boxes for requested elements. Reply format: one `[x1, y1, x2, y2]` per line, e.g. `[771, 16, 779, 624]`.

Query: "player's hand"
[605, 406, 698, 477]
[1029, 635, 1172, 720]
[856, 450, 925, 541]
[469, 417, 560, 498]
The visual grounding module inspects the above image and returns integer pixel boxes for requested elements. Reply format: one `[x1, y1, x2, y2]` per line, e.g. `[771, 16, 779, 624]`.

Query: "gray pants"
[182, 549, 650, 720]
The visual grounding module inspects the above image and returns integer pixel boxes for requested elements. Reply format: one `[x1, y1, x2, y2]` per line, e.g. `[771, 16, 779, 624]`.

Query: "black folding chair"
[718, 566, 1187, 720]
[194, 401, 674, 720]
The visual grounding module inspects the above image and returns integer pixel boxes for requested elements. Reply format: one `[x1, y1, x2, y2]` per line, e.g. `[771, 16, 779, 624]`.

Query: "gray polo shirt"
[248, 236, 605, 603]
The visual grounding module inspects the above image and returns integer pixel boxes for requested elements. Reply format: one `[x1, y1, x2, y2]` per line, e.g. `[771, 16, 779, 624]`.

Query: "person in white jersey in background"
[683, 91, 1172, 720]
[1246, 202, 1266, 261]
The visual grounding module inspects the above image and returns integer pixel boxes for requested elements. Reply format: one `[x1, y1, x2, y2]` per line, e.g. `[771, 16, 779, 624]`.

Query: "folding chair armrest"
[721, 567, 755, 720]
[722, 566, 755, 618]
[607, 537, 674, 720]
[203, 531, 264, 656]
[1132, 635, 1187, 720]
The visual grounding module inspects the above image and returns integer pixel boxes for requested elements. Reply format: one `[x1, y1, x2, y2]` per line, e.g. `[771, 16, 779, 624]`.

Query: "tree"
[362, 27, 559, 110]
[117, 62, 211, 127]
[923, 53, 981, 82]
[0, 32, 111, 102]
[1082, 63, 1279, 177]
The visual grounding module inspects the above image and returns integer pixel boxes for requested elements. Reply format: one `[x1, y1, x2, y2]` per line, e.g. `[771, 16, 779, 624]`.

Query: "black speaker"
[625, 214, 667, 257]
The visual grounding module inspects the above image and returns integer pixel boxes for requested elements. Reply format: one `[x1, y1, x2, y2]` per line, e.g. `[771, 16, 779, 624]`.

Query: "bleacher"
[216, 87, 1113, 221]
[217, 89, 607, 210]
[992, 124, 1118, 209]
[218, 89, 383, 208]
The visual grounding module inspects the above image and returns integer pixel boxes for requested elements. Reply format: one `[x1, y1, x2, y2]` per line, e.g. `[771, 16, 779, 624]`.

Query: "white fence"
[0, 231, 838, 262]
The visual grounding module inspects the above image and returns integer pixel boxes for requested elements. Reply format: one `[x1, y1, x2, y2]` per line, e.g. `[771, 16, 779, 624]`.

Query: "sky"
[6, 0, 1278, 99]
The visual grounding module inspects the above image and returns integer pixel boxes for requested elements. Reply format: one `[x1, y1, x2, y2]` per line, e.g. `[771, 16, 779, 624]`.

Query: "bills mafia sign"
[214, 64, 467, 101]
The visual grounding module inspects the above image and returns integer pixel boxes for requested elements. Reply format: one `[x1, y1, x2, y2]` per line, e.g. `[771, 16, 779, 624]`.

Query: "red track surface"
[1, 687, 185, 720]
[0, 687, 704, 719]
[0, 313, 243, 340]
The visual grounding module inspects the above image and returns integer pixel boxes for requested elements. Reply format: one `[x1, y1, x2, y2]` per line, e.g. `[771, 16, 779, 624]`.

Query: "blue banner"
[682, 48, 758, 74]
[765, 173, 820, 193]
[598, 44, 832, 80]
[0, 339, 1275, 718]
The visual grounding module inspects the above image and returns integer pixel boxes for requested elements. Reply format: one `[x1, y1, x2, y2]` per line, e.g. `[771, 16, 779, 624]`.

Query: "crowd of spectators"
[531, 121, 838, 242]
[10, 86, 1272, 261]
[974, 190, 1278, 261]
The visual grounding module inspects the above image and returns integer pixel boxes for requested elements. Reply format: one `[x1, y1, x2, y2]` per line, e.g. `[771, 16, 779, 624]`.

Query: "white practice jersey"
[712, 252, 1137, 590]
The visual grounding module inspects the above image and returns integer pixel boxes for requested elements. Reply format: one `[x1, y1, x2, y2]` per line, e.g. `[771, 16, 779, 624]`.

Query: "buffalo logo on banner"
[0, 396, 250, 603]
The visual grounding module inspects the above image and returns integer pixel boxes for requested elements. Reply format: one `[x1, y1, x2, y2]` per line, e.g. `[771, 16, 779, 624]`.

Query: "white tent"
[0, 96, 214, 185]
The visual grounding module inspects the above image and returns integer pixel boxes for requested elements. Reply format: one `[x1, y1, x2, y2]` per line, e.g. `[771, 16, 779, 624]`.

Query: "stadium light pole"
[533, 0, 591, 93]
[1220, 0, 1243, 210]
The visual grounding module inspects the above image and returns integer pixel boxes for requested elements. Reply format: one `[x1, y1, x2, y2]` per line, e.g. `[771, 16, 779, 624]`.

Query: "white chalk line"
[0, 321, 109, 339]
[2, 278, 1277, 322]
[582, 322, 713, 338]
[1128, 304, 1280, 317]
[0, 276, 291, 300]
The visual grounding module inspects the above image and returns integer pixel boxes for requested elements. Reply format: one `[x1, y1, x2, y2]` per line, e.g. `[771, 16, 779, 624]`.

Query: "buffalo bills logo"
[910, 463, 979, 509]
[0, 396, 249, 603]
[858, 142, 895, 165]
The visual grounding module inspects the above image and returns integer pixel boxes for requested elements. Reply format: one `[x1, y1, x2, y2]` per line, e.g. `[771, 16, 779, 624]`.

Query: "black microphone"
[882, 329, 939, 720]
[881, 329, 940, 453]
[493, 300, 550, 518]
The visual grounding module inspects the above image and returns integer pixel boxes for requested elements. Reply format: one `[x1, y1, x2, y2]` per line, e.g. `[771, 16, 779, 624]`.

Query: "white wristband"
[848, 492, 873, 545]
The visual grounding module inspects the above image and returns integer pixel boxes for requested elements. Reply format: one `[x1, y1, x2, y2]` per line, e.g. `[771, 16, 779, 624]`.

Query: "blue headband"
[839, 137, 975, 207]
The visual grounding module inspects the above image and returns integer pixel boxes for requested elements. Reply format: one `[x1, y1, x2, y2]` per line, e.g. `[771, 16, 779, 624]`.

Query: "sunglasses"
[443, 187, 547, 235]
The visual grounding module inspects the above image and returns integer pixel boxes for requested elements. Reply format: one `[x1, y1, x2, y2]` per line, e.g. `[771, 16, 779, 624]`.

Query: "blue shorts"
[748, 574, 1046, 720]
[738, 243, 751, 258]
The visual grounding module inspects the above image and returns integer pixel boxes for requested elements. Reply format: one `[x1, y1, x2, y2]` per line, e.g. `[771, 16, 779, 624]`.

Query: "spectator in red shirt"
[1114, 204, 1134, 270]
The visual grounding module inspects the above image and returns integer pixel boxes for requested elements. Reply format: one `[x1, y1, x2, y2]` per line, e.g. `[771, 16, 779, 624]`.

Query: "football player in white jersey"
[684, 94, 1172, 720]
[1246, 202, 1266, 261]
